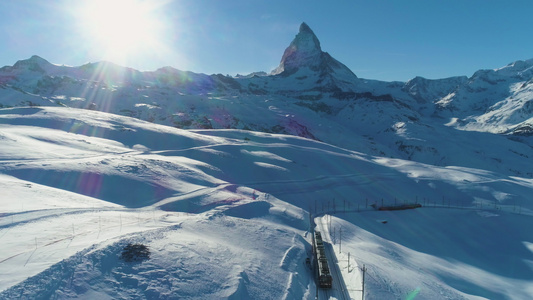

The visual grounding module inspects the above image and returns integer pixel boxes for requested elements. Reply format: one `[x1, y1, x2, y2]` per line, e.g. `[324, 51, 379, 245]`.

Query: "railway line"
[315, 216, 351, 300]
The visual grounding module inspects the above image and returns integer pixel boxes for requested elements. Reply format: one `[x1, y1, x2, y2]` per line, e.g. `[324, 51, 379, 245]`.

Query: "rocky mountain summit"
[0, 22, 532, 177]
[272, 22, 324, 75]
[271, 22, 357, 81]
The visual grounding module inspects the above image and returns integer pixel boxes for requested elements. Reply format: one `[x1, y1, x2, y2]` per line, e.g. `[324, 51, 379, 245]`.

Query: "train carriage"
[313, 231, 332, 288]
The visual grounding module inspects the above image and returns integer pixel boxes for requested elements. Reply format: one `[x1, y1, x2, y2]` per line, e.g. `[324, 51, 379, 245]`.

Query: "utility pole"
[308, 209, 313, 233]
[348, 252, 350, 272]
[327, 215, 335, 236]
[339, 227, 342, 253]
[361, 264, 367, 300]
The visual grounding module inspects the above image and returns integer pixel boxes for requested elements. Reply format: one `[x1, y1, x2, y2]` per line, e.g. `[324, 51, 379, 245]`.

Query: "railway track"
[316, 216, 351, 300]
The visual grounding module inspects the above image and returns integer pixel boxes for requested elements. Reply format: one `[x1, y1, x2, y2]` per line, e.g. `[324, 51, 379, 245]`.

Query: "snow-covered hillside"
[1, 107, 532, 299]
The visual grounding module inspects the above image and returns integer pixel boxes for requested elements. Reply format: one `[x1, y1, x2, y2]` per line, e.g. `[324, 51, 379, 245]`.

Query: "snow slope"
[318, 209, 533, 299]
[1, 106, 532, 299]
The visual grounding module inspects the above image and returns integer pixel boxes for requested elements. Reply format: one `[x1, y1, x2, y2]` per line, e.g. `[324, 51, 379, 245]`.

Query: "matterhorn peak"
[271, 22, 323, 75]
[271, 22, 357, 82]
[294, 22, 322, 52]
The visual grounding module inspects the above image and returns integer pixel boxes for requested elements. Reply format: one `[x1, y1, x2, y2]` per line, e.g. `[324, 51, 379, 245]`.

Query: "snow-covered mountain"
[435, 59, 533, 136]
[271, 22, 357, 84]
[1, 23, 533, 298]
[1, 23, 531, 180]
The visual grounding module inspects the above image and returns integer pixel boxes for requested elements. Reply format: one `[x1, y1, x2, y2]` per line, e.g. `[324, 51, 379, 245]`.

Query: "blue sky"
[1, 0, 532, 81]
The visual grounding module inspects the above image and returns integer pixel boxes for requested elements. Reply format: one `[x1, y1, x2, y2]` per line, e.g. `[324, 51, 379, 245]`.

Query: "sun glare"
[79, 0, 166, 66]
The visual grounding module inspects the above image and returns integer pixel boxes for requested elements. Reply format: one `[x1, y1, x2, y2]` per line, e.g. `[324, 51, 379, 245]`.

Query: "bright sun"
[79, 0, 166, 65]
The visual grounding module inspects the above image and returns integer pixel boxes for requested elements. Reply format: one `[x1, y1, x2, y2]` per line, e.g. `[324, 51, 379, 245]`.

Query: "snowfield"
[1, 106, 532, 299]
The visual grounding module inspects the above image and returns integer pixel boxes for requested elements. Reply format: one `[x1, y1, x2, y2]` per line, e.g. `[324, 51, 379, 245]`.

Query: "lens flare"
[406, 287, 421, 300]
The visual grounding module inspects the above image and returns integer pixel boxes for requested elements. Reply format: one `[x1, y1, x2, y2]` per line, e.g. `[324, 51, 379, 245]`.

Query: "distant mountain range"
[1, 22, 532, 177]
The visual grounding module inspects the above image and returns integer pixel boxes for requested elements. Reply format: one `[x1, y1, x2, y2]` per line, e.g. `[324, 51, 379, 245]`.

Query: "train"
[313, 231, 332, 288]
[378, 203, 422, 211]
